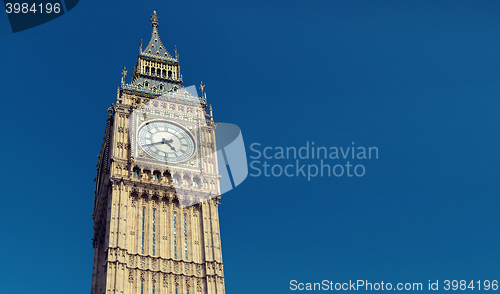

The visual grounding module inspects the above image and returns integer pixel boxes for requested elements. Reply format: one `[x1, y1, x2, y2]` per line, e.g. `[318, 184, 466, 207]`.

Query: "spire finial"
[199, 81, 205, 96]
[174, 45, 179, 60]
[121, 67, 127, 85]
[150, 11, 160, 28]
[139, 39, 143, 53]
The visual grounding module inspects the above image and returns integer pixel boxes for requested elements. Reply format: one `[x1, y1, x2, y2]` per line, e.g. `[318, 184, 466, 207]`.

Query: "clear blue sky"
[1, 1, 500, 293]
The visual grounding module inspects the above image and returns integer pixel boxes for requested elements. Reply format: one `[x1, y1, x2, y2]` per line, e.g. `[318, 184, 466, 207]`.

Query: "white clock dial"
[137, 121, 195, 163]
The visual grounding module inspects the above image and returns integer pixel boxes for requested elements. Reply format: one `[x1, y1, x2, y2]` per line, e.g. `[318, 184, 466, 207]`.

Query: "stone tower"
[91, 11, 225, 294]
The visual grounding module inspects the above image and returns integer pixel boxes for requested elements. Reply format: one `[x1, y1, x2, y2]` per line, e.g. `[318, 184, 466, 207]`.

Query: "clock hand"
[161, 138, 176, 151]
[142, 138, 174, 147]
[142, 141, 165, 147]
[167, 143, 176, 151]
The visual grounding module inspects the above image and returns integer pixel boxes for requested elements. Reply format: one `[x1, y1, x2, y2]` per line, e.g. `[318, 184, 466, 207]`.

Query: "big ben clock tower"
[91, 11, 225, 294]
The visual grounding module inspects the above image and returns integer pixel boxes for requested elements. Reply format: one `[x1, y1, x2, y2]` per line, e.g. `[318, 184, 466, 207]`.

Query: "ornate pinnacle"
[199, 81, 205, 95]
[139, 39, 143, 53]
[150, 11, 160, 28]
[121, 67, 127, 85]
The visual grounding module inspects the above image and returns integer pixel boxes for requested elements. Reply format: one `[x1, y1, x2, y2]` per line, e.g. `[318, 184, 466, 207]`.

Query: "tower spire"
[140, 11, 172, 59]
[120, 11, 207, 105]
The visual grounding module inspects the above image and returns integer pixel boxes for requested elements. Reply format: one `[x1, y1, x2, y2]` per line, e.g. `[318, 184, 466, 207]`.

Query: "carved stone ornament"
[197, 278, 203, 292]
[163, 274, 168, 287]
[128, 270, 134, 283]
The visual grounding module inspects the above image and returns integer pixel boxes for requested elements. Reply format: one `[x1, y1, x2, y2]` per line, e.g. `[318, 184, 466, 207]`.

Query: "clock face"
[137, 121, 195, 163]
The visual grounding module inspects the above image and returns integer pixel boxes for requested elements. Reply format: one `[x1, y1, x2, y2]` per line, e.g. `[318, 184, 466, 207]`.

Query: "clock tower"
[91, 11, 225, 294]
